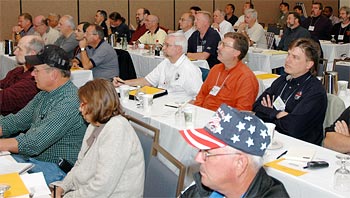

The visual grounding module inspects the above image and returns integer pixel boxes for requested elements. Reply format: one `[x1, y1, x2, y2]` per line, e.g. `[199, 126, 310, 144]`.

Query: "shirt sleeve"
[325, 107, 350, 133]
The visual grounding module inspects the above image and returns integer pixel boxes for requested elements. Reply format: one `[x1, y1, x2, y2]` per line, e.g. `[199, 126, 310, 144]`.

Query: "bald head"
[33, 15, 49, 35]
[144, 15, 159, 31]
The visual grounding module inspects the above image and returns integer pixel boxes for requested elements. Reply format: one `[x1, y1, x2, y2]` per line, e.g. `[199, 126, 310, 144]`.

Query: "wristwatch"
[80, 47, 85, 51]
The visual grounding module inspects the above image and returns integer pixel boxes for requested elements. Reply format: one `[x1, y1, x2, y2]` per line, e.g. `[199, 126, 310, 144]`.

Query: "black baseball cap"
[25, 45, 71, 71]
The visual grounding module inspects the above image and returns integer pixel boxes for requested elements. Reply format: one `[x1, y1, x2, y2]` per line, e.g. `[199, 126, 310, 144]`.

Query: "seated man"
[277, 12, 310, 51]
[187, 11, 221, 68]
[130, 8, 150, 43]
[212, 9, 234, 38]
[12, 13, 35, 42]
[177, 12, 196, 40]
[324, 106, 350, 153]
[330, 6, 350, 44]
[253, 38, 327, 146]
[106, 12, 130, 41]
[54, 15, 79, 59]
[194, 32, 258, 111]
[0, 35, 44, 116]
[47, 13, 60, 29]
[0, 45, 87, 184]
[180, 104, 289, 198]
[33, 15, 60, 44]
[277, 2, 289, 29]
[237, 9, 267, 48]
[114, 33, 202, 101]
[94, 10, 108, 37]
[138, 15, 167, 46]
[72, 24, 119, 80]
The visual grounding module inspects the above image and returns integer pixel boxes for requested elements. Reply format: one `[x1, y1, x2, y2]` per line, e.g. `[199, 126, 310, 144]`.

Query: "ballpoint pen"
[276, 150, 288, 159]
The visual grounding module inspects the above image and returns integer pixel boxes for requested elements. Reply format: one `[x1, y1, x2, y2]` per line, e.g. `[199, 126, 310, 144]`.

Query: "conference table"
[0, 54, 93, 88]
[120, 93, 350, 197]
[320, 41, 350, 70]
[245, 47, 288, 73]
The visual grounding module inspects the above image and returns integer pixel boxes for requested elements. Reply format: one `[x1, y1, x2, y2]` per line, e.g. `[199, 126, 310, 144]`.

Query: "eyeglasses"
[163, 43, 177, 48]
[200, 150, 240, 161]
[218, 41, 235, 49]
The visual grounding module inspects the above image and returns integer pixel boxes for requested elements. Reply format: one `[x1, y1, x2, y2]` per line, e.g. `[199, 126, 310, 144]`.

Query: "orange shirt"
[195, 61, 258, 111]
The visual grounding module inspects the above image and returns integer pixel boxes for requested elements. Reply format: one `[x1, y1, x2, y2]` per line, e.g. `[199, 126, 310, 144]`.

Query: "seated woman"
[52, 79, 145, 197]
[324, 107, 350, 153]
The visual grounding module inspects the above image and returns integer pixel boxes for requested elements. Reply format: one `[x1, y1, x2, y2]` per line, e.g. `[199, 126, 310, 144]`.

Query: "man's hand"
[335, 120, 350, 136]
[12, 26, 23, 33]
[79, 38, 87, 48]
[261, 94, 274, 108]
[113, 77, 126, 87]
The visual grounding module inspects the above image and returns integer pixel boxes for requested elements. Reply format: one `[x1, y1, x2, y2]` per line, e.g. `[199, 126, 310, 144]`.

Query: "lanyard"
[279, 75, 311, 105]
[215, 72, 231, 89]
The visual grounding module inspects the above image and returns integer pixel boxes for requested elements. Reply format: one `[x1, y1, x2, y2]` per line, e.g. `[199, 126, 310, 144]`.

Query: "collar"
[171, 54, 187, 67]
[148, 26, 160, 34]
[89, 39, 105, 49]
[286, 72, 312, 85]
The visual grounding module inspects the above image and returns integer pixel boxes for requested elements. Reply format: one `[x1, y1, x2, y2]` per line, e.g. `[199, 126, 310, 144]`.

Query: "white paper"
[0, 157, 34, 174]
[21, 172, 51, 198]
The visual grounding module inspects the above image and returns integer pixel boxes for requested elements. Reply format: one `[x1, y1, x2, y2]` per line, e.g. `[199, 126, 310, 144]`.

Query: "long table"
[320, 41, 350, 70]
[245, 48, 288, 73]
[0, 54, 93, 88]
[121, 94, 349, 197]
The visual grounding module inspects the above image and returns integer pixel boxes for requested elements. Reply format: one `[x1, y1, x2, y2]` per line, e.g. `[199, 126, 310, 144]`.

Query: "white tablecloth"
[245, 48, 287, 73]
[121, 94, 349, 197]
[124, 47, 209, 78]
[0, 54, 93, 88]
[320, 41, 350, 70]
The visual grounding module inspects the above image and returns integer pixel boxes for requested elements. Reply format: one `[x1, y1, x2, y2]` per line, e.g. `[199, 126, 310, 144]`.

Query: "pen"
[165, 104, 178, 108]
[276, 150, 288, 159]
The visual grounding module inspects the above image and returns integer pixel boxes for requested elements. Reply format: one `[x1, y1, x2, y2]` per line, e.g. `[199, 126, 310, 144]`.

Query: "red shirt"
[0, 66, 39, 115]
[130, 24, 147, 43]
[195, 61, 258, 111]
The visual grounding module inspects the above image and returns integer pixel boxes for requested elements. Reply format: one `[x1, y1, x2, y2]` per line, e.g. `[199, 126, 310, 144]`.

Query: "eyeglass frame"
[218, 41, 235, 49]
[199, 149, 240, 161]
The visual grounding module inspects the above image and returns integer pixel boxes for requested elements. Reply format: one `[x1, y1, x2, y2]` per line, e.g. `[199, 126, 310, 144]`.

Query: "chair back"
[265, 32, 275, 49]
[267, 24, 280, 35]
[316, 58, 328, 77]
[323, 93, 345, 130]
[143, 143, 186, 197]
[115, 49, 137, 80]
[333, 59, 350, 87]
[124, 115, 159, 170]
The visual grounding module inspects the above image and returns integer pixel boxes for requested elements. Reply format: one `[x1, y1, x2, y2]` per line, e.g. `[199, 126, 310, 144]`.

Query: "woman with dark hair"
[51, 79, 145, 197]
[106, 12, 130, 41]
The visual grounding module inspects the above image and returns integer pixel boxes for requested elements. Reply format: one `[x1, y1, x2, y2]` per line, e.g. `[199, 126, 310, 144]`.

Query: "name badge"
[308, 26, 315, 31]
[209, 86, 221, 96]
[197, 45, 203, 53]
[273, 96, 286, 111]
[338, 35, 344, 40]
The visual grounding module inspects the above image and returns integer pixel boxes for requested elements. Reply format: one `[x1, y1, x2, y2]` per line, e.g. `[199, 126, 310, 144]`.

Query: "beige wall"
[0, 0, 340, 40]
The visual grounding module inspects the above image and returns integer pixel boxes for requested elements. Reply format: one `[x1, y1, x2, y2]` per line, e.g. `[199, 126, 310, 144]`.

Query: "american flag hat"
[180, 104, 270, 156]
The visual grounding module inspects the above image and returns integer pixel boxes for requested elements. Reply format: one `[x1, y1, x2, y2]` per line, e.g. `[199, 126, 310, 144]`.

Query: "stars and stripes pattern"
[179, 104, 271, 156]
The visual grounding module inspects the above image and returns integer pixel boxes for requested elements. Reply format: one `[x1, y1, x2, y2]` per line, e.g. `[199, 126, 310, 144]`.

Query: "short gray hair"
[26, 35, 45, 54]
[167, 32, 187, 54]
[62, 15, 75, 29]
[245, 9, 258, 19]
[215, 9, 226, 17]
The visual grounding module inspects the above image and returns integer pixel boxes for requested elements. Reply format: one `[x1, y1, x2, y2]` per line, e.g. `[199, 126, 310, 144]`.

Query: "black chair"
[114, 49, 137, 80]
[333, 59, 350, 87]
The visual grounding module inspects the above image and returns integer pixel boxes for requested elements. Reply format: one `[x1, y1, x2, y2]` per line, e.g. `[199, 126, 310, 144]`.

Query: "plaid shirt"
[1, 81, 87, 164]
[0, 66, 39, 116]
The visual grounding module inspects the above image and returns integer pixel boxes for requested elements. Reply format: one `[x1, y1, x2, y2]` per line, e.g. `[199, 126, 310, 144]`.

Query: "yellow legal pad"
[255, 74, 279, 80]
[129, 86, 166, 96]
[0, 172, 29, 197]
[264, 158, 308, 176]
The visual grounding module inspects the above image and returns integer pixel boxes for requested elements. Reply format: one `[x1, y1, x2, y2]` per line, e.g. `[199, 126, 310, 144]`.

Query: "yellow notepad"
[262, 50, 288, 55]
[255, 74, 279, 80]
[129, 86, 166, 96]
[264, 158, 307, 176]
[0, 172, 29, 197]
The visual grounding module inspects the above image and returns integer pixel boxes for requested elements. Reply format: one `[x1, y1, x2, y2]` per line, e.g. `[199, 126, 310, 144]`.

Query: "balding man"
[130, 8, 150, 43]
[177, 12, 196, 40]
[212, 9, 234, 38]
[33, 15, 60, 44]
[12, 13, 35, 42]
[187, 11, 221, 68]
[138, 15, 167, 46]
[0, 35, 44, 116]
[237, 9, 267, 48]
[54, 15, 79, 59]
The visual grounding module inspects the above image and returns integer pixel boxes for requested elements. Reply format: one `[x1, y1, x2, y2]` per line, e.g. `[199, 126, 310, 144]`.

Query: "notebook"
[0, 158, 34, 175]
[129, 86, 167, 99]
[0, 172, 29, 197]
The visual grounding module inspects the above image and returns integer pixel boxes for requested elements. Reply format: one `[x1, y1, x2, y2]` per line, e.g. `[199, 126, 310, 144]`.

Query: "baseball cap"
[180, 104, 270, 156]
[25, 45, 71, 71]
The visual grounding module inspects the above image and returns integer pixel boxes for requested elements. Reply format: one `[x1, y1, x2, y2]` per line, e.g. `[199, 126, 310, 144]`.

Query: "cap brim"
[25, 55, 43, 66]
[179, 128, 226, 150]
